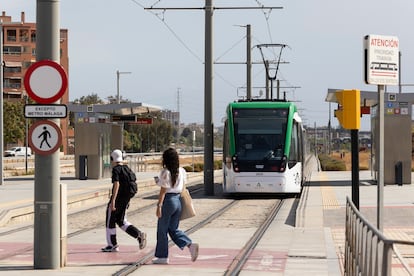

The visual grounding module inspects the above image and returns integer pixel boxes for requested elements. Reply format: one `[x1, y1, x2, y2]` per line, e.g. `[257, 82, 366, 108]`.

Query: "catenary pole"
[246, 24, 251, 100]
[34, 0, 61, 269]
[144, 3, 283, 196]
[204, 0, 214, 195]
[377, 84, 385, 231]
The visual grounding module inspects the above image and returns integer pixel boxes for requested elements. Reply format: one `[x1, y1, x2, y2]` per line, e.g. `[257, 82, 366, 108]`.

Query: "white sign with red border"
[24, 60, 68, 104]
[29, 120, 62, 155]
[364, 34, 399, 85]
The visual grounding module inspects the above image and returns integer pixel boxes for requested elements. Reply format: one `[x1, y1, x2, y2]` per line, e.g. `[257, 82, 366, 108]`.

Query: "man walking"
[101, 149, 147, 252]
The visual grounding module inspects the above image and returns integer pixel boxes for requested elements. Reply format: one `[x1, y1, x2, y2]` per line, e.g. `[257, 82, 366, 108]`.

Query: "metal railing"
[345, 197, 414, 275]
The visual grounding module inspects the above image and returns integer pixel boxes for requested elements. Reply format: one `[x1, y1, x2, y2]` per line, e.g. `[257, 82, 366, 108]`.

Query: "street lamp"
[116, 70, 131, 104]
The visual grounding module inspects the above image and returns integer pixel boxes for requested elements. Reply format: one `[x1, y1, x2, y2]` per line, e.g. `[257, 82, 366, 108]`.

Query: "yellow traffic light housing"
[334, 89, 361, 129]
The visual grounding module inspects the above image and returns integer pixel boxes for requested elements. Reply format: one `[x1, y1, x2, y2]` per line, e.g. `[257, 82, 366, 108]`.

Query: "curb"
[0, 172, 206, 227]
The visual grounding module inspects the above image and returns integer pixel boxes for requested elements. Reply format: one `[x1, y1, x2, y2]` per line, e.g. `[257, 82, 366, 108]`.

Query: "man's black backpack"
[120, 165, 138, 198]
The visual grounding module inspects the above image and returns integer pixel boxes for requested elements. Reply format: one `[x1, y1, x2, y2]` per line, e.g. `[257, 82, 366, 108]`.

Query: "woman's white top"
[157, 167, 186, 193]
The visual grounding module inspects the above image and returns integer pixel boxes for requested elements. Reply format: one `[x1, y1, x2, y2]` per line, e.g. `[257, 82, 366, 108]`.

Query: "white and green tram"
[222, 100, 312, 195]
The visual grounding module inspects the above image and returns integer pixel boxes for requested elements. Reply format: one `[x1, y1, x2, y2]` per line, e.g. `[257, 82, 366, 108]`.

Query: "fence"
[345, 197, 414, 275]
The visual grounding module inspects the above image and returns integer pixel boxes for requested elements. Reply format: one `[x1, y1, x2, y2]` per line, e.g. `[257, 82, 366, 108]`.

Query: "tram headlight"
[232, 155, 239, 172]
[279, 155, 287, 172]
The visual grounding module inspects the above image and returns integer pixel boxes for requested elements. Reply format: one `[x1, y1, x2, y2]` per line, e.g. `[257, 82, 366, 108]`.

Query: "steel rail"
[223, 199, 286, 276]
[112, 199, 239, 276]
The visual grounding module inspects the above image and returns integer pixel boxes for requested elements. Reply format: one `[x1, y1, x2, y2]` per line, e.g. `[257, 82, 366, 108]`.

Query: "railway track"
[0, 184, 204, 258]
[0, 176, 297, 275]
[112, 197, 289, 276]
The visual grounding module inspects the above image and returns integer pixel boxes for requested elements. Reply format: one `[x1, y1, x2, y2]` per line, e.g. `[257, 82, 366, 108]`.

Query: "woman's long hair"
[162, 148, 180, 186]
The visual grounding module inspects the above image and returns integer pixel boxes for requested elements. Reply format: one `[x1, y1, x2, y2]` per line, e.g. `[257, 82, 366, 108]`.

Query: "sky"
[2, 0, 414, 130]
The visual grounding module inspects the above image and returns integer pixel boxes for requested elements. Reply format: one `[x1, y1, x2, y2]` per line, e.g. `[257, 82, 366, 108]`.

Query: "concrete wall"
[74, 123, 122, 179]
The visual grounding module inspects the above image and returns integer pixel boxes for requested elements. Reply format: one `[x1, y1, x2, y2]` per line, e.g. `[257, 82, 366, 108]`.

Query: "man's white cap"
[111, 149, 123, 162]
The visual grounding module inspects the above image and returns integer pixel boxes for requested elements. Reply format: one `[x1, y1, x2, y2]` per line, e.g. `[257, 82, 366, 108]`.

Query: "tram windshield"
[232, 108, 288, 171]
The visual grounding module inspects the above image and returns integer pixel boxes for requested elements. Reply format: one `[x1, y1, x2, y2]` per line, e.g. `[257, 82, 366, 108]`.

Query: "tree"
[72, 93, 104, 105]
[181, 127, 192, 138]
[3, 101, 27, 147]
[124, 114, 174, 152]
[107, 95, 131, 104]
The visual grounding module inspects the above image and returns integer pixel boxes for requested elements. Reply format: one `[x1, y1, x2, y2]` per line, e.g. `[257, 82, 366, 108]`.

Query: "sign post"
[364, 34, 399, 232]
[25, 58, 68, 268]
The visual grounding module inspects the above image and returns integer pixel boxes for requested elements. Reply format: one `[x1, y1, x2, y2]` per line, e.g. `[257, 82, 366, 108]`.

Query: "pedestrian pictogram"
[29, 120, 62, 155]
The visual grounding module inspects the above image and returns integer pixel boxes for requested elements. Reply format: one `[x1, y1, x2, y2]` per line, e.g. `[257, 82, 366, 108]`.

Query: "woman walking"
[152, 148, 199, 264]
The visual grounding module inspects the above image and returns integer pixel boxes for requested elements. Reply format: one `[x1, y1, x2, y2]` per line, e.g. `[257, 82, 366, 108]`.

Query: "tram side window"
[223, 120, 228, 157]
[289, 122, 300, 168]
[223, 120, 231, 166]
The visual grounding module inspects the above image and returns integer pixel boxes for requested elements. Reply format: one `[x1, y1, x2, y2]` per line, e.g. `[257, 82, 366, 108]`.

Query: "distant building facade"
[1, 11, 70, 154]
[161, 109, 180, 128]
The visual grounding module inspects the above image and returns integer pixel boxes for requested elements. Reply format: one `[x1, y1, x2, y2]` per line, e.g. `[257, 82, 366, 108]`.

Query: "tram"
[222, 99, 312, 195]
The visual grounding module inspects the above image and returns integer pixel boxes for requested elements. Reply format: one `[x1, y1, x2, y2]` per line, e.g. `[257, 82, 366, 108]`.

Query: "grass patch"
[319, 154, 346, 171]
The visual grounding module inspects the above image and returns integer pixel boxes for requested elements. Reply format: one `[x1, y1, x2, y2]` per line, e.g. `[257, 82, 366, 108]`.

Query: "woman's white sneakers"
[189, 243, 199, 262]
[152, 243, 199, 264]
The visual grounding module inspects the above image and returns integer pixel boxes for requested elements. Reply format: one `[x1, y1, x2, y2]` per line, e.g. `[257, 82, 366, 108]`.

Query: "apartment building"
[1, 11, 70, 154]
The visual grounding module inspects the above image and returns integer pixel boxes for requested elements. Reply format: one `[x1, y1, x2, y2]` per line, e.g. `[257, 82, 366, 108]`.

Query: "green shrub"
[214, 160, 222, 170]
[319, 154, 346, 171]
[183, 163, 203, 172]
[183, 160, 222, 172]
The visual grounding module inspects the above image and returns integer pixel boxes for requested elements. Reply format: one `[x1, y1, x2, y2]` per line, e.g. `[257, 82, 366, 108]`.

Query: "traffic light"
[334, 89, 360, 130]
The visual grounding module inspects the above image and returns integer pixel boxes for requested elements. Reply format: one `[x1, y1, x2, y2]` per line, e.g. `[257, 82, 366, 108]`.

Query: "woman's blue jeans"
[155, 193, 192, 258]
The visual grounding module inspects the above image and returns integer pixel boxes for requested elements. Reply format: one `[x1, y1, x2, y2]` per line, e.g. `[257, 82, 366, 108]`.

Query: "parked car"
[4, 147, 32, 157]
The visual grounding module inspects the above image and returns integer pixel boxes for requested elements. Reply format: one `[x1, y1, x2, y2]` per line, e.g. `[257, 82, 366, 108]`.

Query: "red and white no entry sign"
[24, 60, 68, 104]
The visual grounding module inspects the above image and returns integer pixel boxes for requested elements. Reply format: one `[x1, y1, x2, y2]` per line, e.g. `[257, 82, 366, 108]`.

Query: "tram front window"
[232, 108, 288, 171]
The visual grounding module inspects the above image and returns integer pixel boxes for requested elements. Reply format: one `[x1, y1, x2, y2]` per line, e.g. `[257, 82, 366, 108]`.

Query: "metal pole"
[265, 61, 269, 99]
[328, 103, 331, 155]
[25, 95, 28, 173]
[246, 24, 251, 100]
[204, 0, 214, 195]
[314, 122, 317, 155]
[34, 0, 61, 269]
[192, 130, 195, 172]
[277, 79, 280, 100]
[116, 70, 131, 104]
[270, 79, 273, 99]
[377, 84, 385, 231]
[116, 70, 120, 104]
[351, 129, 359, 209]
[0, 20, 4, 186]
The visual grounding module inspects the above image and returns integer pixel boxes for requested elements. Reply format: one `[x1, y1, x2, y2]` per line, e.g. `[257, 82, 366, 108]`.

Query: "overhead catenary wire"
[129, 0, 287, 92]
[130, 0, 203, 63]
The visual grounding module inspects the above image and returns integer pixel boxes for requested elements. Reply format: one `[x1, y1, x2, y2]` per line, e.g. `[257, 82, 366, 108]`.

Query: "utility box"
[371, 94, 412, 184]
[74, 123, 122, 179]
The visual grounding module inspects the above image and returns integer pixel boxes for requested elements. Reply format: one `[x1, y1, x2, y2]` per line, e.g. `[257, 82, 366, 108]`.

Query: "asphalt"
[1, 170, 414, 275]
